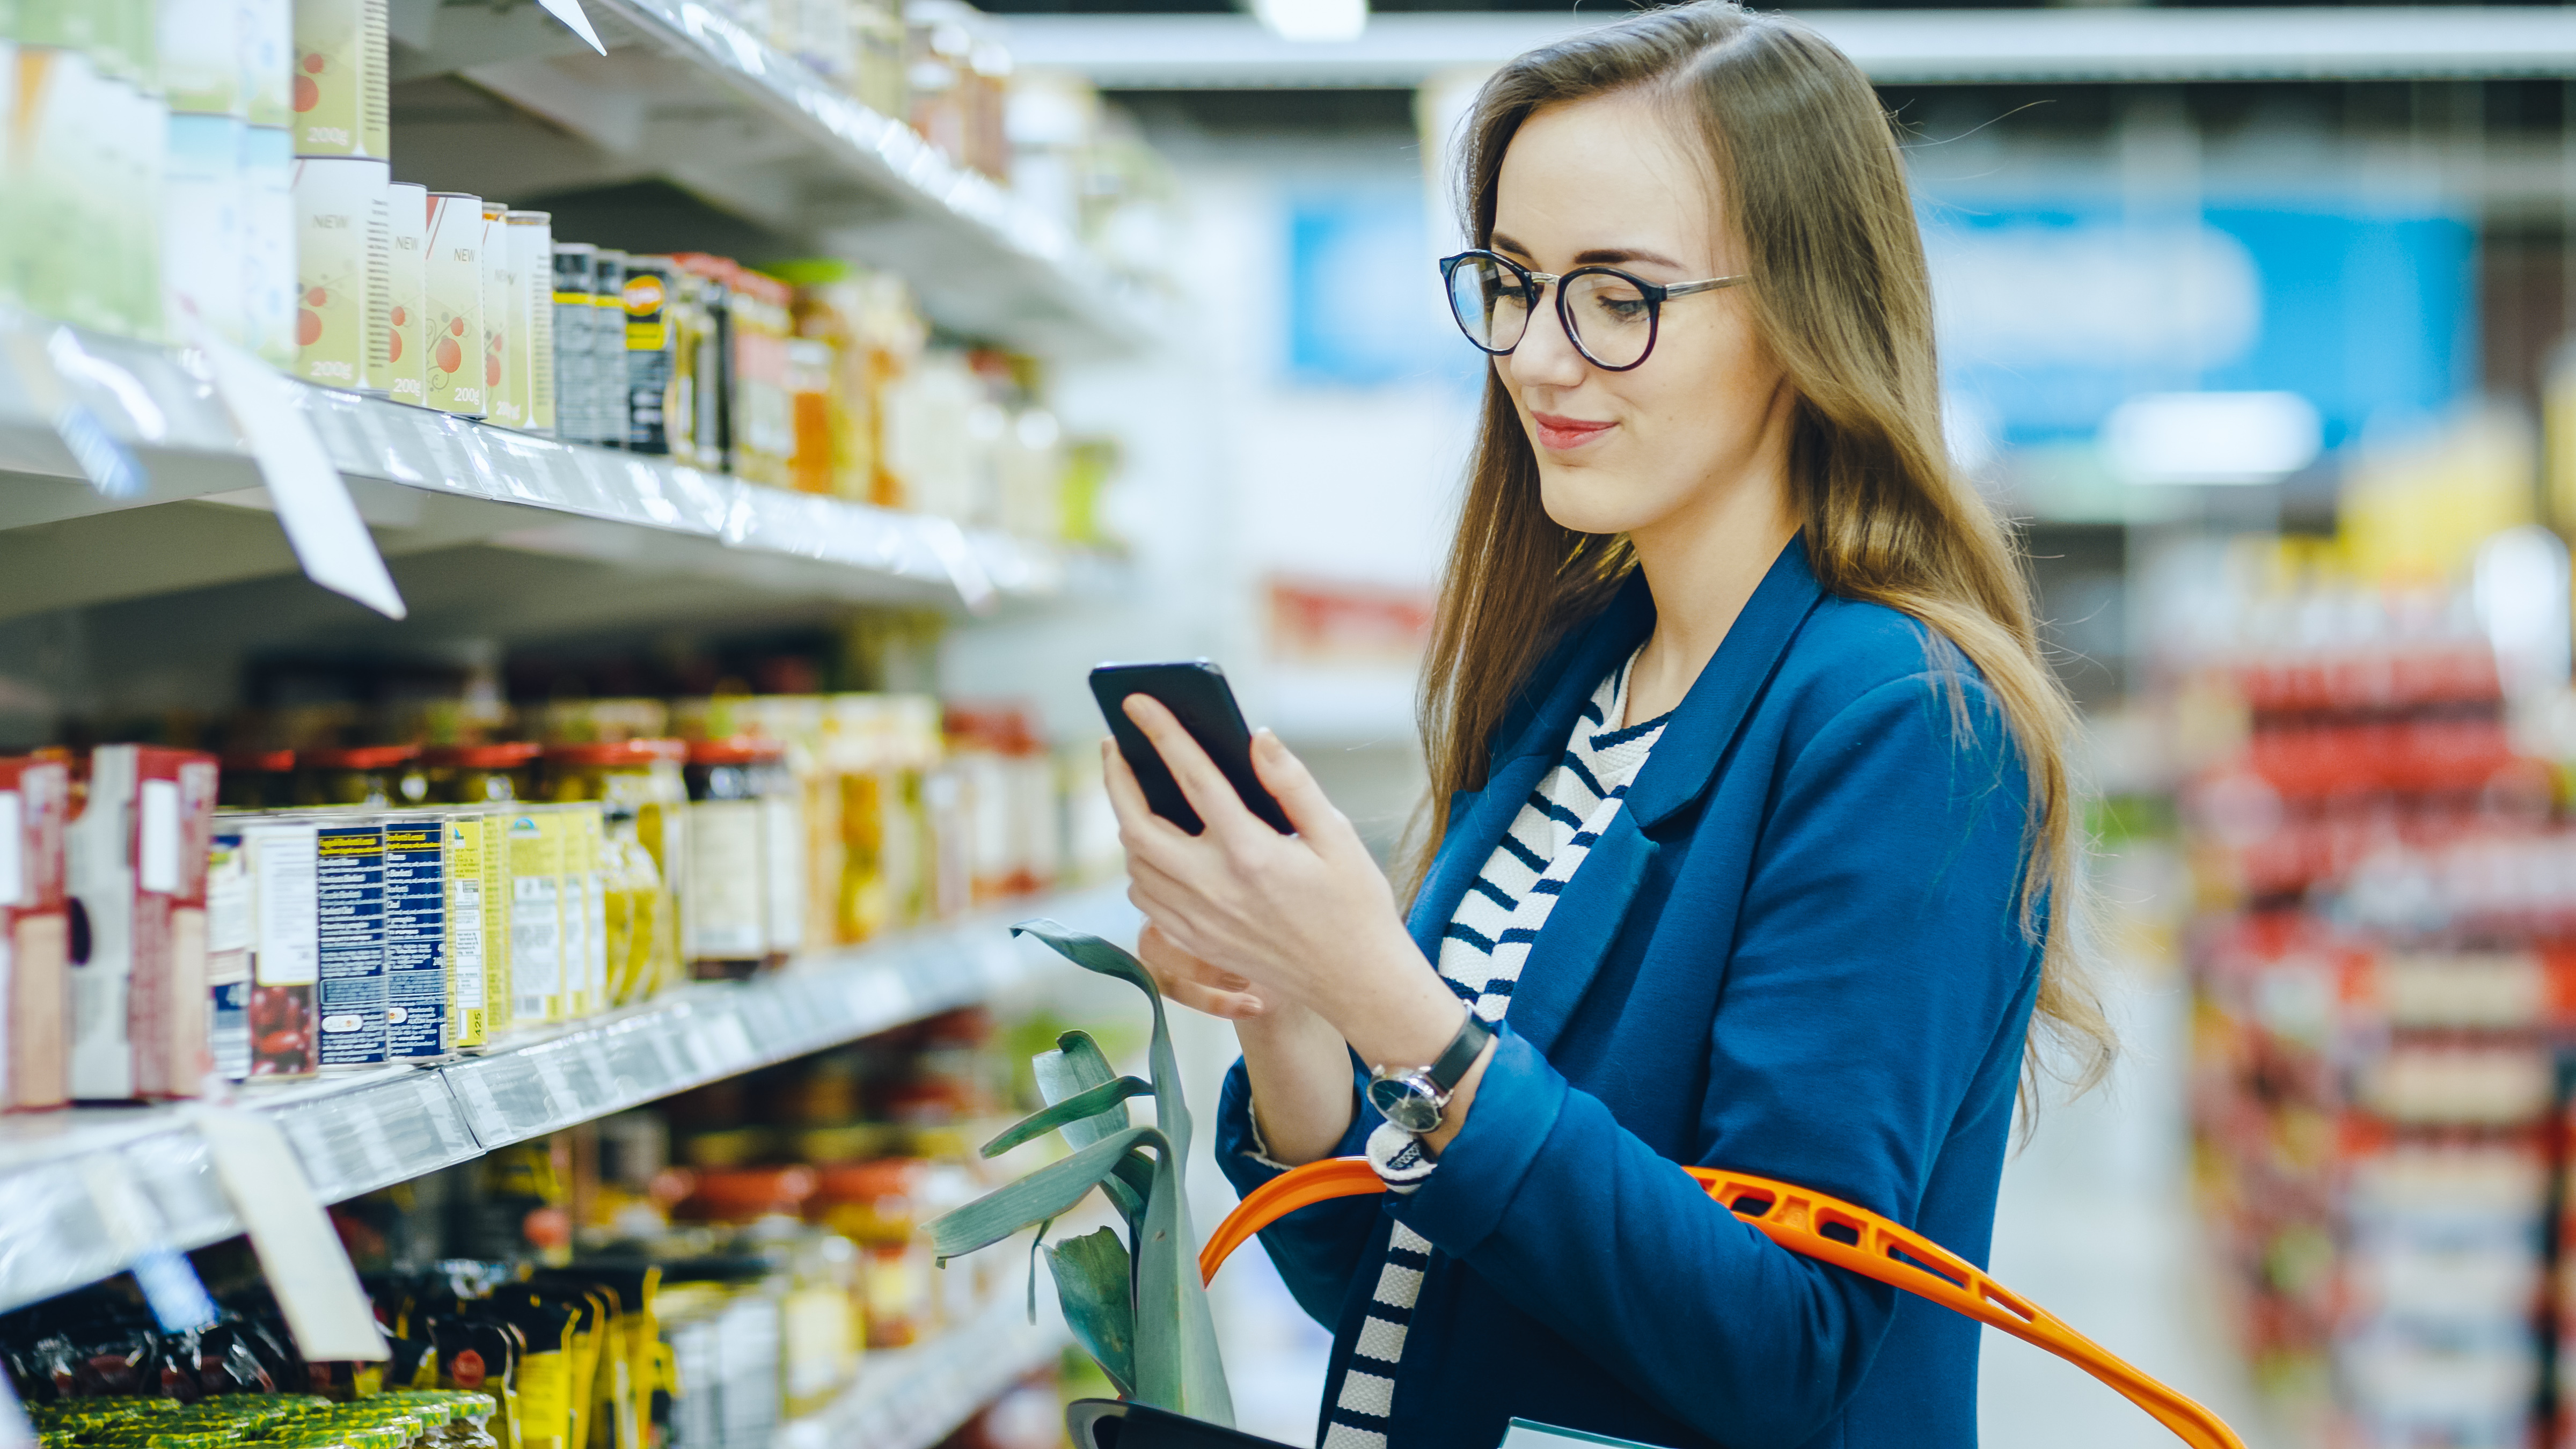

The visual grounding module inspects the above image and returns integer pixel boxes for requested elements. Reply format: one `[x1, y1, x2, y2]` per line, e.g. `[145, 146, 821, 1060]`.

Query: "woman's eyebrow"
[1571, 246, 1687, 269]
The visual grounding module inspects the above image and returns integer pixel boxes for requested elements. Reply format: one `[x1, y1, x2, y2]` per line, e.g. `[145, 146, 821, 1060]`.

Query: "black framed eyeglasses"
[1439, 250, 1750, 371]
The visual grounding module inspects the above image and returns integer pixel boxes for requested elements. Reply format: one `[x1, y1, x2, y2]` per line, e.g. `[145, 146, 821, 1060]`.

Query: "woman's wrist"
[1331, 921, 1474, 1073]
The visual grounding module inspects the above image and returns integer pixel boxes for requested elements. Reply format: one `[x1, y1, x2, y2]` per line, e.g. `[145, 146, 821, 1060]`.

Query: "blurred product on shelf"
[0, 1005, 1067, 1448]
[0, 753, 72, 1112]
[68, 745, 222, 1104]
[2177, 535, 2576, 1448]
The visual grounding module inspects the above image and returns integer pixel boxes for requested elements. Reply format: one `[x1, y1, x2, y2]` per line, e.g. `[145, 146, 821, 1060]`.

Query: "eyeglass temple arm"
[1659, 275, 1751, 298]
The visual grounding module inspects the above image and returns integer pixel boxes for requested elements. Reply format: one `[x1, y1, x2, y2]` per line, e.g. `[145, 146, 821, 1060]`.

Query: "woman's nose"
[1507, 291, 1589, 387]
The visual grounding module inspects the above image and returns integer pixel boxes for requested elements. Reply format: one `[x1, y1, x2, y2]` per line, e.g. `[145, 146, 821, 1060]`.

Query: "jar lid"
[221, 748, 296, 772]
[304, 744, 422, 770]
[685, 737, 782, 766]
[547, 739, 687, 767]
[422, 742, 543, 770]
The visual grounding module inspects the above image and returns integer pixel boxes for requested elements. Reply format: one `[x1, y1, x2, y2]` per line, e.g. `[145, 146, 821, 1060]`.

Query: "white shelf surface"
[0, 312, 1083, 625]
[0, 884, 1139, 1318]
[774, 1293, 1071, 1449]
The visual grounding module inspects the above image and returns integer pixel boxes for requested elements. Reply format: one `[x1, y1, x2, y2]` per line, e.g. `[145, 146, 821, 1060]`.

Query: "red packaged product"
[67, 745, 221, 1101]
[0, 755, 71, 1110]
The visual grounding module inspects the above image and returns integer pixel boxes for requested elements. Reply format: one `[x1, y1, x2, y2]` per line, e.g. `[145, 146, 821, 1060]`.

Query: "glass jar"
[547, 738, 687, 992]
[297, 744, 431, 807]
[423, 742, 542, 803]
[683, 738, 781, 980]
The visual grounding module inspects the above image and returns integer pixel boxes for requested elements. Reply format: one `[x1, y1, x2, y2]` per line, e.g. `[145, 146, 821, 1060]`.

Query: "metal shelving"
[0, 885, 1138, 1318]
[0, 311, 1084, 627]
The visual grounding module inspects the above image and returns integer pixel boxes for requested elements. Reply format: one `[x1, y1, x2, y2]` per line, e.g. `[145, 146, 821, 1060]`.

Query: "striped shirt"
[1321, 647, 1670, 1449]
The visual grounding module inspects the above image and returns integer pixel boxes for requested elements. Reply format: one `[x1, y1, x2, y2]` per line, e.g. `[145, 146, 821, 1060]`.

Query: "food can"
[206, 828, 251, 1082]
[291, 155, 387, 390]
[290, 0, 387, 159]
[684, 742, 769, 979]
[240, 818, 321, 1079]
[591, 249, 629, 449]
[315, 817, 388, 1071]
[479, 202, 521, 427]
[551, 243, 597, 444]
[621, 257, 675, 455]
[506, 807, 565, 1024]
[239, 125, 297, 366]
[163, 112, 244, 345]
[13, 39, 109, 331]
[384, 181, 428, 405]
[243, 0, 293, 129]
[423, 191, 485, 416]
[509, 211, 555, 435]
[578, 805, 608, 1013]
[159, 0, 243, 118]
[382, 813, 447, 1059]
[443, 809, 490, 1048]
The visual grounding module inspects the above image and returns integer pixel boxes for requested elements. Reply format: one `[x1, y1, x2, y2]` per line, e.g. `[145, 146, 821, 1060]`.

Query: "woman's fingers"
[1121, 694, 1268, 849]
[1249, 728, 1345, 845]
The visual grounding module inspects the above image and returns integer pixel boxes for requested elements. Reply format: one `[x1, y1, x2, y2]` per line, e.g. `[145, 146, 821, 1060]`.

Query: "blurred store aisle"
[1980, 955, 2279, 1449]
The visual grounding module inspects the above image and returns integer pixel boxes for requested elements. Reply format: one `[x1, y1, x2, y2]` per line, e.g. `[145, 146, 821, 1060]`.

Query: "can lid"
[507, 210, 552, 223]
[547, 738, 688, 767]
[304, 743, 422, 770]
[686, 737, 782, 766]
[423, 741, 543, 770]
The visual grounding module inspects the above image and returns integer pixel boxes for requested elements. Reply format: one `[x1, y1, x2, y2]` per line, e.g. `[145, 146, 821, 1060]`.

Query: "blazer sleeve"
[1389, 669, 2043, 1446]
[1214, 1055, 1385, 1329]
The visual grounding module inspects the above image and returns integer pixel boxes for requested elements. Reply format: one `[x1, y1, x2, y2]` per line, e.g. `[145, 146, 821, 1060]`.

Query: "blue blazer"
[1214, 539, 2045, 1449]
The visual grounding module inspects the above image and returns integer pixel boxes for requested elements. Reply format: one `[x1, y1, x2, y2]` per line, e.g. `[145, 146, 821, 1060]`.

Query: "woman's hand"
[1104, 696, 1468, 1075]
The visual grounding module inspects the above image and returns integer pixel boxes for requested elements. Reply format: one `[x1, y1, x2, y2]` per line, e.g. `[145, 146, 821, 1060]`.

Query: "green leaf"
[1130, 1125, 1235, 1424]
[1039, 1032, 1131, 1150]
[925, 1124, 1162, 1261]
[1026, 1217, 1053, 1324]
[982, 1075, 1151, 1159]
[1046, 1228, 1137, 1397]
[1012, 921, 1194, 1163]
[1106, 1148, 1155, 1226]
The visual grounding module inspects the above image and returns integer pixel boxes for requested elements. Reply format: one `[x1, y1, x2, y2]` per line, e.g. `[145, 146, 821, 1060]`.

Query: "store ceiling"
[997, 6, 2576, 85]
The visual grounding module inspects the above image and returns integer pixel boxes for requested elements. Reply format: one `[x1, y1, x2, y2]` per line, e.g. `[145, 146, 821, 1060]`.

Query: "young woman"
[1100, 5, 2113, 1447]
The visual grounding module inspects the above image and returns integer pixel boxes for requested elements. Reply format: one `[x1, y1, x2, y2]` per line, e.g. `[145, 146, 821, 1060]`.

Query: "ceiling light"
[1252, 0, 1368, 44]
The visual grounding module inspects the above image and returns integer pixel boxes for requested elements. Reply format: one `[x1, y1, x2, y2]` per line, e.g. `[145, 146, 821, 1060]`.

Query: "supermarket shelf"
[0, 883, 1139, 1318]
[1004, 7, 2576, 87]
[773, 1293, 1070, 1449]
[0, 312, 1081, 626]
[387, 0, 1162, 357]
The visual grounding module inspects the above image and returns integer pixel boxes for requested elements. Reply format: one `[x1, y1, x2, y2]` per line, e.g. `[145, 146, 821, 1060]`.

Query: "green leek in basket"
[923, 921, 1235, 1425]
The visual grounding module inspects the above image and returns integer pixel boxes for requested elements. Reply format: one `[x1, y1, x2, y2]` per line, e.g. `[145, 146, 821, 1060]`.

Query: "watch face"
[1367, 1075, 1443, 1134]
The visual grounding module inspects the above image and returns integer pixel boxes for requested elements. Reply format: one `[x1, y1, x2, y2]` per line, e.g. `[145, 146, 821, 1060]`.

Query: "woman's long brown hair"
[1410, 1, 2116, 1101]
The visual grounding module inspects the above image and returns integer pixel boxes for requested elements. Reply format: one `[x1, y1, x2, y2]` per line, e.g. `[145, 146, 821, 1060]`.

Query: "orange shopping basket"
[1200, 1157, 2247, 1449]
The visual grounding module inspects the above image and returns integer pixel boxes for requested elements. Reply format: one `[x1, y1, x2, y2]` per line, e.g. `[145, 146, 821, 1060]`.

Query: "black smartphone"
[1090, 660, 1293, 836]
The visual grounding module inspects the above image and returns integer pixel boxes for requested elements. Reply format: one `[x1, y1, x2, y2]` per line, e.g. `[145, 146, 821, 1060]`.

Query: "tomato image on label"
[294, 52, 323, 112]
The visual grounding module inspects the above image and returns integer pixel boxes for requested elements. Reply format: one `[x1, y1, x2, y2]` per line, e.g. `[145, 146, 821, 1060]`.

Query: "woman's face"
[1488, 90, 1790, 537]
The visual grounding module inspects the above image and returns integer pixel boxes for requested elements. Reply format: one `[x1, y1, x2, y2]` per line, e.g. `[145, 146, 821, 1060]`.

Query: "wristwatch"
[1365, 1013, 1495, 1134]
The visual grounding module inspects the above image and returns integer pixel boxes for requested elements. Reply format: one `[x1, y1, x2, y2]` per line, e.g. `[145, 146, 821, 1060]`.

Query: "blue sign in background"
[1922, 196, 2476, 452]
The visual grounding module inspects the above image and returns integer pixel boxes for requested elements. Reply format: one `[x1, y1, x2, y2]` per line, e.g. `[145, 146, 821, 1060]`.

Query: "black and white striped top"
[1321, 648, 1669, 1449]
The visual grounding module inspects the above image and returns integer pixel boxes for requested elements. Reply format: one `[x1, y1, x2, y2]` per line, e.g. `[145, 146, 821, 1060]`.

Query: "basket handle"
[1198, 1157, 2244, 1449]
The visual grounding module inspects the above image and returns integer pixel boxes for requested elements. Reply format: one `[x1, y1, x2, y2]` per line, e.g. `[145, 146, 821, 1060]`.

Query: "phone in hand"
[1090, 660, 1293, 836]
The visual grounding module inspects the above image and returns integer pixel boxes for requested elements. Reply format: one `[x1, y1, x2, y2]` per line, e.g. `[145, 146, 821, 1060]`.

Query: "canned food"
[425, 192, 486, 416]
[291, 156, 389, 390]
[479, 201, 521, 428]
[291, 0, 389, 158]
[385, 181, 430, 405]
[509, 211, 555, 434]
[240, 125, 298, 367]
[591, 249, 629, 450]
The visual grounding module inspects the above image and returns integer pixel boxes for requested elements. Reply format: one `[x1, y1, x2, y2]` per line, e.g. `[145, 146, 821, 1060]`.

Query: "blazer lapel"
[1506, 802, 1657, 1057]
[1622, 539, 1826, 829]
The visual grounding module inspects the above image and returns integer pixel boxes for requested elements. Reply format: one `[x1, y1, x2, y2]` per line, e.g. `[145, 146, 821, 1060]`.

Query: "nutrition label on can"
[383, 822, 447, 1059]
[316, 824, 388, 1068]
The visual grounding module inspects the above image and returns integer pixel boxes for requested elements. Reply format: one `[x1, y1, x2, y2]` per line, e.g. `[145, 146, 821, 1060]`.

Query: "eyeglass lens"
[1445, 256, 1658, 369]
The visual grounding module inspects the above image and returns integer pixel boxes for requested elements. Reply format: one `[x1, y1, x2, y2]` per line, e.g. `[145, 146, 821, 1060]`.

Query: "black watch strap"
[1428, 1012, 1494, 1093]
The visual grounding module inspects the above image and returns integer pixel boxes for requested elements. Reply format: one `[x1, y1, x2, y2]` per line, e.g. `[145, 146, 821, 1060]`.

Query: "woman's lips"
[1532, 411, 1614, 451]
